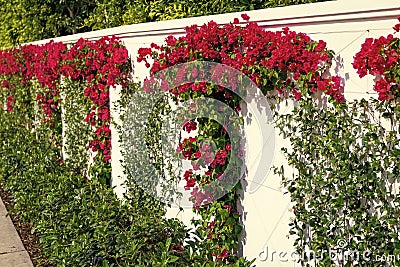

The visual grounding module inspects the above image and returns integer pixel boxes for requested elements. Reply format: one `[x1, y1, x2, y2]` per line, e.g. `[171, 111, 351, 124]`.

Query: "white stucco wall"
[31, 1, 400, 265]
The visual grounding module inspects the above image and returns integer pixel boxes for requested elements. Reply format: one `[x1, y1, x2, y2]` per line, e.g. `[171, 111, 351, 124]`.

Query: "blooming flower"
[241, 13, 250, 21]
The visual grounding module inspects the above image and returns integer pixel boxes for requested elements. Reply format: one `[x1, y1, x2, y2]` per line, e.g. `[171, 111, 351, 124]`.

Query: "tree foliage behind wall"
[85, 0, 331, 30]
[0, 0, 95, 47]
[0, 0, 331, 48]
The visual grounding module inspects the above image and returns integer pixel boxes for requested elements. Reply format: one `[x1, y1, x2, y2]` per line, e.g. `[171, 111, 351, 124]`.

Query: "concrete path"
[0, 197, 33, 267]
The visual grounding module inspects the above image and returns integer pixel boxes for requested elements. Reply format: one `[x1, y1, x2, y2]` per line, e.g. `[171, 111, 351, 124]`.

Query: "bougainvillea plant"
[353, 16, 400, 102]
[60, 36, 131, 170]
[0, 36, 132, 185]
[0, 41, 67, 123]
[0, 47, 30, 114]
[28, 41, 67, 125]
[138, 14, 344, 264]
[0, 11, 398, 267]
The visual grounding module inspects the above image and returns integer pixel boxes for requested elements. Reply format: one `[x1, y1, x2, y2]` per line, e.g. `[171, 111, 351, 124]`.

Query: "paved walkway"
[0, 197, 33, 267]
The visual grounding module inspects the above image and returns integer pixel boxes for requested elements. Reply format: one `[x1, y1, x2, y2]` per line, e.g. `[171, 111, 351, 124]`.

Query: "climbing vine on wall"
[60, 36, 132, 184]
[274, 17, 400, 266]
[138, 14, 343, 264]
[0, 36, 132, 184]
[275, 98, 400, 266]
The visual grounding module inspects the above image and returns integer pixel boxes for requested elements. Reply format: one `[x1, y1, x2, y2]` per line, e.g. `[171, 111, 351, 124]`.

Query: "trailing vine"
[0, 36, 132, 185]
[273, 17, 400, 266]
[275, 98, 400, 266]
[60, 36, 132, 184]
[138, 14, 343, 264]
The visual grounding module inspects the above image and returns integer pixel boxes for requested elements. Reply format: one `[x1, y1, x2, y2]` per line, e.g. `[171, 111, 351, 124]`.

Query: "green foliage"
[84, 0, 128, 31]
[86, 0, 331, 30]
[60, 78, 92, 176]
[0, 0, 95, 47]
[275, 98, 400, 266]
[0, 129, 188, 266]
[0, 76, 189, 267]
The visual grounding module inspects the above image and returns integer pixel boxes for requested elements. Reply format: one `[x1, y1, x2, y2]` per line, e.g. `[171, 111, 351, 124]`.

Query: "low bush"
[0, 115, 188, 266]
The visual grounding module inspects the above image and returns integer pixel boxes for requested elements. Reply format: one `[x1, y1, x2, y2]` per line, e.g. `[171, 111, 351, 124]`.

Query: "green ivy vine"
[275, 98, 400, 266]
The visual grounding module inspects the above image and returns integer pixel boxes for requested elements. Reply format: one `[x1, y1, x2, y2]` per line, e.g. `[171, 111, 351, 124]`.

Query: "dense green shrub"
[0, 109, 190, 266]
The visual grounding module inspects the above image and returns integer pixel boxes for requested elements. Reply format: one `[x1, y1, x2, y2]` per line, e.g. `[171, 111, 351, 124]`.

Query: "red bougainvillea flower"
[224, 205, 232, 213]
[6, 95, 15, 112]
[59, 36, 132, 163]
[353, 18, 400, 101]
[139, 18, 344, 103]
[393, 16, 400, 32]
[182, 120, 197, 133]
[0, 36, 132, 179]
[213, 248, 229, 261]
[241, 13, 250, 21]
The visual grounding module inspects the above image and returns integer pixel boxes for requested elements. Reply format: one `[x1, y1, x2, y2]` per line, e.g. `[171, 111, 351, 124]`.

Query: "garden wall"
[30, 0, 400, 266]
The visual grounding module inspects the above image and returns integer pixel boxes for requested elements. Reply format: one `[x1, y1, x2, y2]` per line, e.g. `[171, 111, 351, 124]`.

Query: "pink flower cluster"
[60, 36, 131, 163]
[0, 36, 132, 164]
[0, 42, 67, 119]
[177, 134, 233, 208]
[138, 17, 347, 230]
[353, 17, 400, 101]
[60, 37, 130, 86]
[138, 16, 344, 103]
